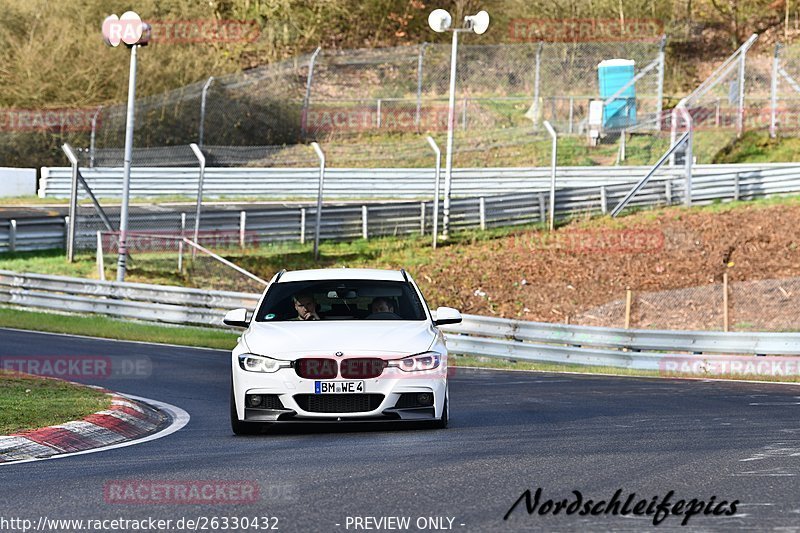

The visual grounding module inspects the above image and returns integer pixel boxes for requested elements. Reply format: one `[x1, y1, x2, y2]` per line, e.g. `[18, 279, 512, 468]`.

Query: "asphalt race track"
[2, 328, 800, 532]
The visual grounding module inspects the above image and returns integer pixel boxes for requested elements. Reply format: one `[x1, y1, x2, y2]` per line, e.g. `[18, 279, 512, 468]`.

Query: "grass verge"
[0, 370, 112, 434]
[0, 307, 238, 351]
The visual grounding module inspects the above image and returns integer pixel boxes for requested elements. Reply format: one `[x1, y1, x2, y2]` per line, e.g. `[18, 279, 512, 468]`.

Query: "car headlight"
[237, 354, 290, 373]
[389, 351, 442, 372]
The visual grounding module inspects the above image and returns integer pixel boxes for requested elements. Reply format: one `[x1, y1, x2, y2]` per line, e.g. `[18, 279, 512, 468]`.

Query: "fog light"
[416, 393, 433, 406]
[247, 394, 263, 408]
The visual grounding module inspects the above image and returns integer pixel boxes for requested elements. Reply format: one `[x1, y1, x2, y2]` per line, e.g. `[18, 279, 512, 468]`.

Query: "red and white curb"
[0, 393, 188, 464]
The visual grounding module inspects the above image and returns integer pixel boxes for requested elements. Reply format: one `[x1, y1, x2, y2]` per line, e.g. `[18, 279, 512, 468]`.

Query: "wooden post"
[723, 272, 730, 332]
[624, 288, 633, 329]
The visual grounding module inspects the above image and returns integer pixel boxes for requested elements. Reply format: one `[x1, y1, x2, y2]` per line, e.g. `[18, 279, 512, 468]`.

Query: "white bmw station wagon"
[224, 268, 462, 434]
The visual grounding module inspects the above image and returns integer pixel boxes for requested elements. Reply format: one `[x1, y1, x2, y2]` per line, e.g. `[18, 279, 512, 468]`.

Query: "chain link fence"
[76, 41, 666, 169]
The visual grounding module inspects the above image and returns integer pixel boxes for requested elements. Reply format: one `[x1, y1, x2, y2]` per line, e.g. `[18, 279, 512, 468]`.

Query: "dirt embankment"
[415, 201, 800, 326]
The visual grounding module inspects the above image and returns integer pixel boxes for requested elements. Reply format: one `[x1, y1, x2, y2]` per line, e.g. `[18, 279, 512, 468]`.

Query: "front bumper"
[232, 364, 447, 422]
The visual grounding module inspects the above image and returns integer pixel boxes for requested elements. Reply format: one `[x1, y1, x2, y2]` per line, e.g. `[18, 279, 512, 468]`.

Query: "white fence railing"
[2, 270, 799, 369]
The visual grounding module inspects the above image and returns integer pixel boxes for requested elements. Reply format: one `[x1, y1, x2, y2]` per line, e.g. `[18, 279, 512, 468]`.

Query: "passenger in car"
[293, 292, 322, 320]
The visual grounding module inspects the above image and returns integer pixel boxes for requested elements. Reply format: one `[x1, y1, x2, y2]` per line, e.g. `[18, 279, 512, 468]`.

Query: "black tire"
[230, 379, 262, 435]
[432, 396, 449, 429]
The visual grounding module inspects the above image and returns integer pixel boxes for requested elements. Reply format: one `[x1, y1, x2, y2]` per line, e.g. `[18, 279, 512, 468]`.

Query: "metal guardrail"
[0, 270, 258, 327]
[1, 270, 799, 369]
[39, 163, 800, 199]
[5, 163, 800, 253]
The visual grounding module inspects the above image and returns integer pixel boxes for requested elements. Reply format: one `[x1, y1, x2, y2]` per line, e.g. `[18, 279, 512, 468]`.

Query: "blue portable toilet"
[597, 59, 637, 130]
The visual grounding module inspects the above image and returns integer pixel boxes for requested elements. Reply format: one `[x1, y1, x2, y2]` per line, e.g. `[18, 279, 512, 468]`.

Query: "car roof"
[277, 268, 406, 283]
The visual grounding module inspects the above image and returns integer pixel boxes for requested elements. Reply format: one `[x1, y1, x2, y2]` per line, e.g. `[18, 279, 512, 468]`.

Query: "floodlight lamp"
[465, 10, 490, 35]
[428, 9, 452, 33]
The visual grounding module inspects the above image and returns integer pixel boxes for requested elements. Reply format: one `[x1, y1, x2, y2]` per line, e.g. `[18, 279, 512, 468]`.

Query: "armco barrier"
[39, 163, 800, 199]
[2, 270, 799, 369]
[7, 163, 800, 253]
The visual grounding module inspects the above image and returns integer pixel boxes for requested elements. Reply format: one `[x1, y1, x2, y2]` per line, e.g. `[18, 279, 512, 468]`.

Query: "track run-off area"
[2, 328, 800, 531]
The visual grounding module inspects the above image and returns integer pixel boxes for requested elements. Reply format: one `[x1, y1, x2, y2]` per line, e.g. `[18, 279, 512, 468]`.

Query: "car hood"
[242, 320, 437, 360]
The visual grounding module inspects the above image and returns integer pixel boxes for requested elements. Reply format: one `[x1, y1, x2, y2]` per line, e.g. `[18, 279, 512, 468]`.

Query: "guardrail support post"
[9, 219, 16, 253]
[734, 172, 741, 201]
[543, 120, 557, 231]
[600, 187, 607, 215]
[426, 136, 442, 249]
[63, 144, 80, 262]
[479, 197, 486, 230]
[665, 180, 672, 205]
[189, 143, 206, 258]
[420, 202, 426, 235]
[362, 205, 368, 240]
[300, 208, 306, 244]
[178, 213, 185, 273]
[239, 211, 246, 248]
[63, 216, 69, 251]
[311, 142, 325, 260]
[199, 76, 214, 148]
[683, 109, 693, 208]
[96, 231, 105, 281]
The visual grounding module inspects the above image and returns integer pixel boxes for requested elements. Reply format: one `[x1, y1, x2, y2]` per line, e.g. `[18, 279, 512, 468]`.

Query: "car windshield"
[254, 280, 427, 322]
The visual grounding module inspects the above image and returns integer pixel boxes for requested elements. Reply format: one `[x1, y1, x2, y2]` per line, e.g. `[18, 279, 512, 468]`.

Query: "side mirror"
[223, 308, 250, 328]
[433, 306, 462, 326]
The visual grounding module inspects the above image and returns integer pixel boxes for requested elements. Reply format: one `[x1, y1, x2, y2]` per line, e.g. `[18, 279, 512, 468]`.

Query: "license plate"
[315, 381, 365, 394]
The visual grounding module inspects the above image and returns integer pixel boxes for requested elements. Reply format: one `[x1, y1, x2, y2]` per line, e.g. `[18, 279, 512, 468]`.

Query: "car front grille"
[295, 358, 338, 379]
[294, 394, 384, 413]
[340, 358, 387, 379]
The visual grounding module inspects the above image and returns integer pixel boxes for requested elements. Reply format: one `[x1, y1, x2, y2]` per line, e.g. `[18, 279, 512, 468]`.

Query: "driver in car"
[293, 292, 322, 320]
[369, 297, 395, 315]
